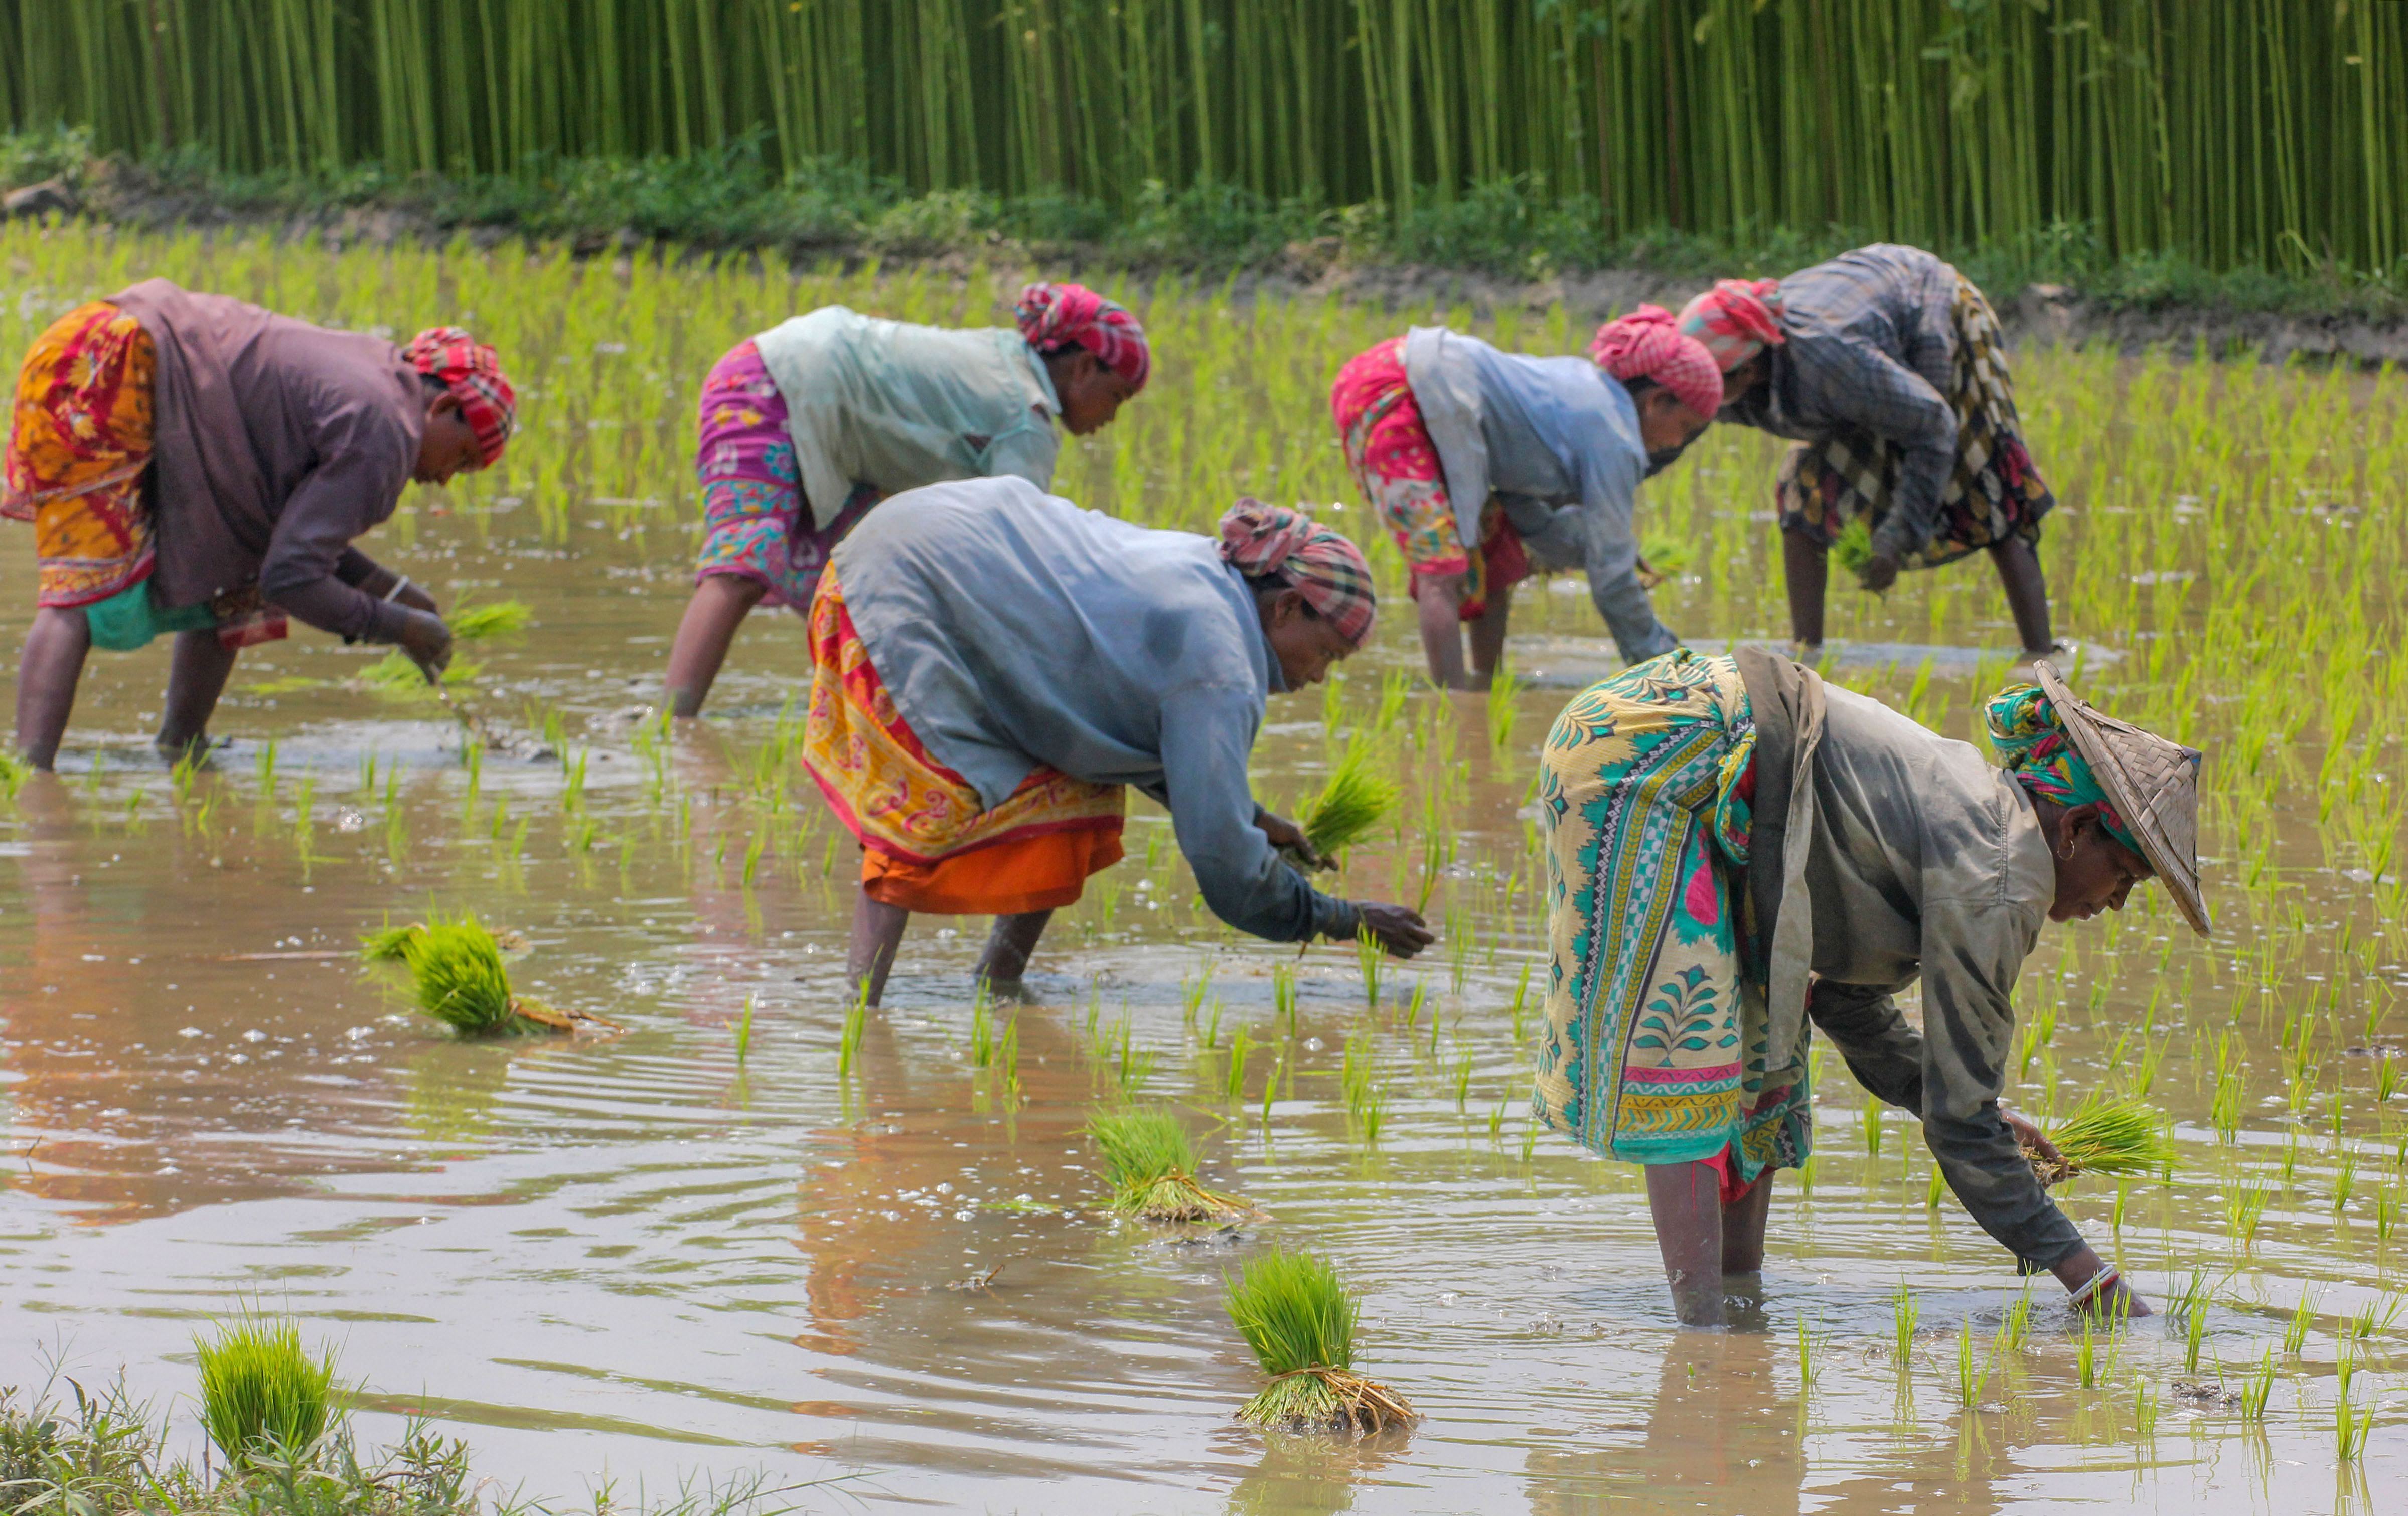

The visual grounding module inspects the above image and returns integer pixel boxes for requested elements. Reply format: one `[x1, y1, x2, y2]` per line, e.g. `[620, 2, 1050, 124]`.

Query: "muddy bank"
[14, 161, 2408, 367]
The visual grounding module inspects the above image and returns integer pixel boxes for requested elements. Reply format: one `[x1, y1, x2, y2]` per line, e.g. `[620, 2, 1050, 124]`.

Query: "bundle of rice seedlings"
[1087, 1105, 1251, 1223]
[1297, 743, 1399, 862]
[1831, 516, 1877, 582]
[1636, 532, 1693, 589]
[448, 599, 534, 640]
[194, 1312, 340, 1467]
[359, 649, 482, 694]
[1224, 1250, 1414, 1434]
[2026, 1096, 2174, 1187]
[360, 913, 613, 1036]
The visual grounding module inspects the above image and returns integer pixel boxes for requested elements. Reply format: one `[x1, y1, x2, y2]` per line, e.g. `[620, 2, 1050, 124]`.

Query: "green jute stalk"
[1224, 1250, 1413, 1434]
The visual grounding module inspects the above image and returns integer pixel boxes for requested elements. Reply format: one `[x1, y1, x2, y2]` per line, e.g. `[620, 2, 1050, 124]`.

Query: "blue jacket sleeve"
[1156, 683, 1355, 942]
[1576, 446, 1680, 664]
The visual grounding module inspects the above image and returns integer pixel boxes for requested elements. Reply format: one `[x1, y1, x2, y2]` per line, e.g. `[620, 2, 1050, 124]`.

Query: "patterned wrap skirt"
[1532, 649, 1812, 1198]
[694, 339, 880, 612]
[4, 302, 160, 609]
[1777, 275, 2054, 570]
[800, 565, 1125, 916]
[1330, 336, 1529, 620]
[4, 302, 286, 649]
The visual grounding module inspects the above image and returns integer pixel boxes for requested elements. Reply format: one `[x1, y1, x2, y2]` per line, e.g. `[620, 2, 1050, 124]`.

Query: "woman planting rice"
[1327, 309, 1720, 691]
[801, 477, 1431, 1002]
[663, 282, 1148, 717]
[6, 281, 510, 768]
[1675, 244, 2057, 657]
[1535, 648, 2207, 1325]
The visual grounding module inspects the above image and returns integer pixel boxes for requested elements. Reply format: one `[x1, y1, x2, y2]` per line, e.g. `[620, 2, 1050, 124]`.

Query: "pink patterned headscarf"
[1014, 281, 1151, 391]
[1587, 307, 1724, 420]
[1217, 497, 1376, 647]
[1676, 278, 1787, 372]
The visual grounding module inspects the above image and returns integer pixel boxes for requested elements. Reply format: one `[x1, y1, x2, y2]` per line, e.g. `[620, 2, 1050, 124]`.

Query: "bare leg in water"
[664, 574, 768, 718]
[157, 627, 239, 763]
[974, 910, 1053, 988]
[14, 607, 92, 769]
[845, 887, 1055, 1006]
[1466, 579, 1514, 685]
[1644, 1161, 1777, 1327]
[1987, 537, 2055, 656]
[1780, 531, 1828, 656]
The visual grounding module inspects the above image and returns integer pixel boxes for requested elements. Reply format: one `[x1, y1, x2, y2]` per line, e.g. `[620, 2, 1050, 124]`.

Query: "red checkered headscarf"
[1587, 306, 1725, 420]
[1014, 281, 1151, 391]
[1676, 277, 1787, 371]
[402, 326, 515, 468]
[1218, 498, 1376, 648]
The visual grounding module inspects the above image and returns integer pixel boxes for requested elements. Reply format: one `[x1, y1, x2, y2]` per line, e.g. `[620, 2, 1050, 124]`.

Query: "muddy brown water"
[4, 419, 2404, 1509]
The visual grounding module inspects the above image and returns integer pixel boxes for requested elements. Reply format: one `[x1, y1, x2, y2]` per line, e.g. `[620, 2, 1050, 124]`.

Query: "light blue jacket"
[1404, 326, 1675, 663]
[754, 306, 1061, 527]
[831, 477, 1354, 944]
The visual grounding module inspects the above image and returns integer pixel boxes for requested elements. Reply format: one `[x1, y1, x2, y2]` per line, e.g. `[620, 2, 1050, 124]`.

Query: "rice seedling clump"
[1086, 1106, 1251, 1223]
[1298, 742, 1399, 860]
[1831, 516, 1877, 582]
[2028, 1096, 2174, 1186]
[1224, 1249, 1413, 1434]
[194, 1312, 341, 1467]
[448, 599, 535, 640]
[360, 913, 603, 1035]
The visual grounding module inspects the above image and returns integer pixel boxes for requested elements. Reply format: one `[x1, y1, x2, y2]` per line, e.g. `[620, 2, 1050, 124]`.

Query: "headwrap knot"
[1985, 684, 2142, 856]
[1216, 498, 1376, 648]
[1587, 306, 1725, 421]
[1676, 278, 1787, 372]
[402, 326, 515, 469]
[1014, 281, 1151, 391]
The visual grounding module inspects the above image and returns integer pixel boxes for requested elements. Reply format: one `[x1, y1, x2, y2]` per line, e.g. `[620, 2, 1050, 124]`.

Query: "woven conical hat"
[2032, 660, 2210, 936]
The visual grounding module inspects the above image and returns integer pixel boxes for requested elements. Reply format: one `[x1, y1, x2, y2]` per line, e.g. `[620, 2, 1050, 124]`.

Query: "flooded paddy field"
[3, 225, 2405, 1511]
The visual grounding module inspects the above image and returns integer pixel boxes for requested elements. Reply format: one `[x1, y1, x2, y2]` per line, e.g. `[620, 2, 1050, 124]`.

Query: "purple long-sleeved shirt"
[111, 279, 424, 642]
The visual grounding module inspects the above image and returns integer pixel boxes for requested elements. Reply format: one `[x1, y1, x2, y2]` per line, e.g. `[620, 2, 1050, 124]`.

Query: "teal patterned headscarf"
[1984, 684, 2142, 857]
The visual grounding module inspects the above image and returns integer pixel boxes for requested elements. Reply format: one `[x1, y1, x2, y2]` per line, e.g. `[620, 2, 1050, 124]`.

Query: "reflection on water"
[3, 267, 2405, 1509]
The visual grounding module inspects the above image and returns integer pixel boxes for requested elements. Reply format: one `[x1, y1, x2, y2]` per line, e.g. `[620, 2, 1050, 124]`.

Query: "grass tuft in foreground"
[1298, 743, 1399, 861]
[194, 1312, 341, 1468]
[2028, 1096, 2175, 1186]
[1086, 1106, 1251, 1224]
[1224, 1250, 1413, 1434]
[2, 1367, 832, 1514]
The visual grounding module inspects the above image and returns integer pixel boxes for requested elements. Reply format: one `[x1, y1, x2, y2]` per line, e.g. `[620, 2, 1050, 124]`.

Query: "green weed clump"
[1223, 1250, 1412, 1434]
[194, 1313, 341, 1467]
[2028, 1096, 2174, 1186]
[1087, 1106, 1250, 1224]
[448, 600, 534, 640]
[1298, 743, 1399, 860]
[360, 913, 596, 1035]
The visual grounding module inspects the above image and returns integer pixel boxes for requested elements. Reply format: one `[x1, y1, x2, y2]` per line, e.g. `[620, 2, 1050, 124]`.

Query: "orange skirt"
[801, 565, 1124, 915]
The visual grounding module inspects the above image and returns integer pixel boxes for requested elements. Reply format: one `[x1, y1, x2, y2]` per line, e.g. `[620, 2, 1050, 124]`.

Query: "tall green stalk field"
[4, 2, 2404, 274]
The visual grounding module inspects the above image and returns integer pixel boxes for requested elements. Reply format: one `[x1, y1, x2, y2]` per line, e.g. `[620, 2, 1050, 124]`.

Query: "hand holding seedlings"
[2018, 1096, 2174, 1187]
[1352, 902, 1433, 959]
[397, 610, 455, 681]
[1256, 807, 1333, 871]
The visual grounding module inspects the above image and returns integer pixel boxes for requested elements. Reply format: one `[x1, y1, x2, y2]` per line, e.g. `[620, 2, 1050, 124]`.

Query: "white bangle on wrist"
[382, 574, 412, 603]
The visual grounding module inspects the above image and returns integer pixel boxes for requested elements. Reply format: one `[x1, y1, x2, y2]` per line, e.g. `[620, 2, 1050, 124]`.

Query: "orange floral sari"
[801, 566, 1124, 915]
[3, 302, 158, 608]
